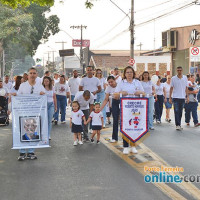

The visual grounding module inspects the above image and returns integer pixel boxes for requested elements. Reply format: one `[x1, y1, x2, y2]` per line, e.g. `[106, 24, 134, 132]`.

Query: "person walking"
[154, 76, 165, 123]
[68, 70, 81, 102]
[169, 66, 189, 130]
[42, 76, 57, 139]
[141, 71, 155, 130]
[114, 66, 145, 155]
[74, 90, 94, 142]
[100, 76, 118, 142]
[95, 68, 107, 127]
[163, 76, 172, 122]
[17, 67, 46, 161]
[184, 74, 200, 127]
[54, 75, 71, 124]
[79, 66, 101, 101]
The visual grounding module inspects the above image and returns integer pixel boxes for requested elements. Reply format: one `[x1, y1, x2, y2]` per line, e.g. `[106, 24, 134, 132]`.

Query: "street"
[0, 108, 200, 200]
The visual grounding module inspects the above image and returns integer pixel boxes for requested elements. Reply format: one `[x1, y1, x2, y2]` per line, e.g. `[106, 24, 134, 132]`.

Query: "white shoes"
[149, 127, 154, 130]
[78, 141, 83, 145]
[131, 147, 138, 154]
[176, 126, 183, 130]
[110, 139, 116, 143]
[123, 148, 129, 154]
[73, 141, 78, 146]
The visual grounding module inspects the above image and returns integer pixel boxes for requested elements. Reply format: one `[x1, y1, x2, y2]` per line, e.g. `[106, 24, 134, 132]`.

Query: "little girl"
[85, 102, 104, 144]
[70, 101, 86, 146]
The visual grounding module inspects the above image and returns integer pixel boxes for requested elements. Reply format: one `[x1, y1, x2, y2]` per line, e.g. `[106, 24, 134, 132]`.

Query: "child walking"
[85, 102, 104, 144]
[70, 101, 86, 146]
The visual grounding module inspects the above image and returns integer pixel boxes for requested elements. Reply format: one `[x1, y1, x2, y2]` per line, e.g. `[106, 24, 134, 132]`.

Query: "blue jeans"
[47, 102, 54, 138]
[155, 95, 164, 121]
[185, 102, 198, 124]
[71, 95, 75, 102]
[173, 98, 185, 126]
[96, 90, 106, 125]
[148, 96, 154, 128]
[111, 99, 120, 141]
[54, 95, 67, 122]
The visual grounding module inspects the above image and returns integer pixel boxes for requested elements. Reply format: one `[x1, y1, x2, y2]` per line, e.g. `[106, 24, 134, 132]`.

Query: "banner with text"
[120, 98, 149, 145]
[12, 95, 50, 149]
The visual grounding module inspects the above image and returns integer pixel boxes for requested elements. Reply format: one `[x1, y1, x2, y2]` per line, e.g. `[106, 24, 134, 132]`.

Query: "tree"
[0, 0, 54, 8]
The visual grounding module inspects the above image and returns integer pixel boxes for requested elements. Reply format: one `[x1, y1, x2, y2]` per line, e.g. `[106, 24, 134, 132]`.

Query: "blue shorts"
[165, 98, 172, 109]
[92, 125, 102, 130]
[72, 123, 83, 133]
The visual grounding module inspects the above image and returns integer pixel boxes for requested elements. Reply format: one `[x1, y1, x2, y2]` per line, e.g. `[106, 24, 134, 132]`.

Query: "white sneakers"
[74, 141, 83, 146]
[73, 141, 78, 146]
[110, 139, 116, 143]
[123, 148, 129, 154]
[78, 141, 83, 145]
[176, 126, 183, 130]
[123, 147, 138, 154]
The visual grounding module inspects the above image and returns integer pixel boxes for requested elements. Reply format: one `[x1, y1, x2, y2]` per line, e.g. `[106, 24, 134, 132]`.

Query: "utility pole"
[70, 25, 87, 74]
[130, 0, 134, 59]
[137, 42, 143, 51]
[55, 41, 67, 75]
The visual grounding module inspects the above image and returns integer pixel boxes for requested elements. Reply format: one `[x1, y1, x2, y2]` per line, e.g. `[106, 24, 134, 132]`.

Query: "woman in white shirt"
[155, 76, 166, 123]
[141, 71, 155, 130]
[42, 77, 57, 139]
[114, 66, 145, 155]
[95, 69, 107, 127]
[163, 76, 172, 122]
[54, 75, 71, 124]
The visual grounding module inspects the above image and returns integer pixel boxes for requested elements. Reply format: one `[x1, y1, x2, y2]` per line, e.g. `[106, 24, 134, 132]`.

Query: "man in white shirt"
[169, 66, 189, 130]
[74, 90, 94, 141]
[3, 75, 13, 93]
[79, 66, 101, 100]
[113, 67, 122, 84]
[68, 70, 81, 102]
[54, 73, 60, 84]
[17, 67, 45, 161]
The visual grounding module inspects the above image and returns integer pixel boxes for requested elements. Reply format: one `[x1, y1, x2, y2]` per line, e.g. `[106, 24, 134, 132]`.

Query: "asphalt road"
[0, 110, 170, 200]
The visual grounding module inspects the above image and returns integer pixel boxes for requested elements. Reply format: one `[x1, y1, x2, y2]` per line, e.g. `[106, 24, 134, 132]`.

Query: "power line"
[94, 1, 195, 49]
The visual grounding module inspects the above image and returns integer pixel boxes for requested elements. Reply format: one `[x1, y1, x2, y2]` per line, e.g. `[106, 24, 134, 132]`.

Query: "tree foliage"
[0, 0, 54, 8]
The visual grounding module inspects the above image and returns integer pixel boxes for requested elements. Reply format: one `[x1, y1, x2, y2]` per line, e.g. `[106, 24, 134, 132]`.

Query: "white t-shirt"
[80, 76, 101, 99]
[54, 78, 60, 84]
[114, 75, 122, 84]
[35, 77, 42, 84]
[115, 79, 144, 95]
[171, 75, 188, 99]
[0, 87, 8, 96]
[54, 82, 70, 96]
[17, 81, 45, 95]
[10, 87, 18, 94]
[71, 110, 84, 125]
[155, 83, 164, 95]
[68, 77, 81, 96]
[141, 81, 153, 96]
[163, 82, 170, 98]
[74, 91, 94, 110]
[89, 111, 103, 126]
[99, 77, 106, 90]
[45, 88, 55, 103]
[105, 85, 117, 100]
[3, 82, 13, 92]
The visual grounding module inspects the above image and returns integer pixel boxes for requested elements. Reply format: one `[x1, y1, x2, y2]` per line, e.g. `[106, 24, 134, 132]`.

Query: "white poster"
[12, 95, 50, 149]
[120, 98, 148, 144]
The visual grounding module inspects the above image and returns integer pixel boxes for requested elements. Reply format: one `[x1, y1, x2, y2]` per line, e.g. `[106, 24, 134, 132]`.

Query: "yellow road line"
[100, 131, 200, 200]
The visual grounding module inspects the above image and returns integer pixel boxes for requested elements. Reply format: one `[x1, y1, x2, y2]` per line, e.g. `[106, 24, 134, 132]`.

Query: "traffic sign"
[128, 58, 135, 66]
[72, 40, 90, 47]
[59, 49, 74, 57]
[190, 47, 200, 62]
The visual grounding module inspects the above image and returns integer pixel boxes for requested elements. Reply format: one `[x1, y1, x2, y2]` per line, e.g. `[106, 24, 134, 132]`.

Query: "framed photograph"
[19, 116, 41, 142]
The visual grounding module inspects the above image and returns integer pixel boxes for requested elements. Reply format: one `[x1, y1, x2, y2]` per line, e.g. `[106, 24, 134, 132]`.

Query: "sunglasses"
[31, 86, 34, 94]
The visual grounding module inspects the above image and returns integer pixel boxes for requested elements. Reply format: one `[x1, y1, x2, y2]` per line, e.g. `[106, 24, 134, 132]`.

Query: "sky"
[34, 0, 200, 63]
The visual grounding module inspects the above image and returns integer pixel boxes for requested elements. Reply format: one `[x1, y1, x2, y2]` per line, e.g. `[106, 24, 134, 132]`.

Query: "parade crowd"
[0, 65, 199, 160]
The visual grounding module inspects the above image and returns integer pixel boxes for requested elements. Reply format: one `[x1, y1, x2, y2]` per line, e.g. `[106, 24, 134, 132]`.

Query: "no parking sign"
[190, 47, 200, 62]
